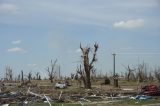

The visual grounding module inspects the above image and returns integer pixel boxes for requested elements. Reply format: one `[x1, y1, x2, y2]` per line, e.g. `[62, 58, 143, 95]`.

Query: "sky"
[0, 0, 160, 79]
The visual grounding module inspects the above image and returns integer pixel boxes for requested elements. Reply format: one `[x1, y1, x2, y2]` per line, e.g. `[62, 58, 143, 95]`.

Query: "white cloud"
[12, 40, 21, 44]
[7, 47, 26, 53]
[113, 19, 144, 29]
[0, 3, 18, 12]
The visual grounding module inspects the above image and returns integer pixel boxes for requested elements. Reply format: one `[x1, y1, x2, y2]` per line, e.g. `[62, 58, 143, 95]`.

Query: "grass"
[114, 97, 160, 106]
[9, 98, 160, 106]
[10, 103, 81, 106]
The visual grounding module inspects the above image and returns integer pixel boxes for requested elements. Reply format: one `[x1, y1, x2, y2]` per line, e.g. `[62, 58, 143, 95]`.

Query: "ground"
[1, 78, 160, 106]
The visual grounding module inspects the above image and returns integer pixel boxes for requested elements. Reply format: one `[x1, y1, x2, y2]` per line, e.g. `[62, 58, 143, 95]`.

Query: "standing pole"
[112, 53, 116, 77]
[59, 65, 61, 79]
[112, 53, 116, 87]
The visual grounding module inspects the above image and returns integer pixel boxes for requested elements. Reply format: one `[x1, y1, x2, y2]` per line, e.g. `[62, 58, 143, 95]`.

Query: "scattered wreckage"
[0, 83, 160, 106]
[55, 82, 67, 89]
[140, 85, 160, 96]
[55, 81, 71, 89]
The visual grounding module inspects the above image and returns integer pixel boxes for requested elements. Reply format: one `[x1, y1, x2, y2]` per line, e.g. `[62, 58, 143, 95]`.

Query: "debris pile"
[140, 85, 160, 96]
[1, 81, 160, 106]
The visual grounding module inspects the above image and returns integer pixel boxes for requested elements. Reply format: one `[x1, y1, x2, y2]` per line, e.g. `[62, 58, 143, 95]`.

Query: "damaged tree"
[123, 65, 136, 81]
[46, 59, 57, 83]
[155, 67, 160, 82]
[137, 63, 145, 82]
[77, 43, 99, 89]
[21, 70, 24, 83]
[27, 71, 32, 83]
[77, 65, 85, 88]
[35, 72, 41, 80]
[5, 66, 13, 81]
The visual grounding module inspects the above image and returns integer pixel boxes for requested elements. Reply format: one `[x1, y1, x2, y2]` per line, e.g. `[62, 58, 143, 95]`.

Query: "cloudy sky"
[0, 0, 160, 78]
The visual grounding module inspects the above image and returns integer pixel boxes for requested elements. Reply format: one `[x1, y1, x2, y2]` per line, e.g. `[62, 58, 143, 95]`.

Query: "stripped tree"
[17, 74, 20, 82]
[21, 70, 24, 83]
[27, 71, 32, 83]
[154, 67, 160, 82]
[77, 65, 86, 88]
[123, 65, 136, 81]
[77, 43, 99, 89]
[137, 63, 145, 82]
[5, 66, 13, 81]
[149, 72, 154, 81]
[35, 72, 41, 80]
[70, 73, 75, 80]
[46, 59, 57, 83]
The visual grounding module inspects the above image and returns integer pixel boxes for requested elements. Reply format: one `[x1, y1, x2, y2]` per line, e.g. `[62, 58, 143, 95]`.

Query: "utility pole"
[59, 65, 61, 79]
[112, 53, 118, 87]
[112, 53, 116, 77]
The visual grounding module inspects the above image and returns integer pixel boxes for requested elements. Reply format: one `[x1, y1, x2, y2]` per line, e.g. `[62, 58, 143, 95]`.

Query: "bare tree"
[70, 73, 75, 80]
[35, 72, 41, 80]
[77, 43, 99, 89]
[154, 67, 160, 82]
[46, 59, 57, 83]
[149, 72, 154, 81]
[5, 66, 13, 81]
[137, 63, 145, 82]
[38, 75, 41, 80]
[17, 74, 20, 82]
[21, 70, 24, 83]
[27, 71, 32, 82]
[123, 65, 135, 81]
[77, 65, 86, 88]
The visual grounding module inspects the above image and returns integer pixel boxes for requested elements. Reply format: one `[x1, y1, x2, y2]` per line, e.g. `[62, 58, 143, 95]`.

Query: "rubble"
[55, 82, 67, 89]
[140, 85, 160, 96]
[0, 83, 160, 106]
[130, 95, 152, 100]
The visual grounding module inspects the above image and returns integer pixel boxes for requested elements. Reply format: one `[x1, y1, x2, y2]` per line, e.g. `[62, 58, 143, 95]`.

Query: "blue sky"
[0, 0, 160, 78]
